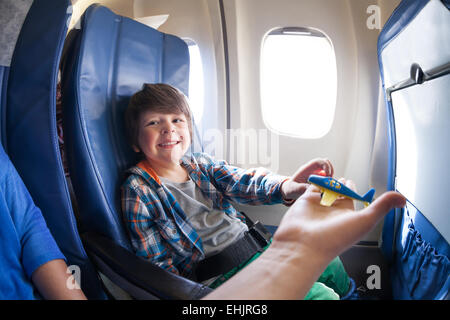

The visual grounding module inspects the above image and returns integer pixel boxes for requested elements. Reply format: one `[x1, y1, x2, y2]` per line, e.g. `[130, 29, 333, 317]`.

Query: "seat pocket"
[399, 222, 449, 299]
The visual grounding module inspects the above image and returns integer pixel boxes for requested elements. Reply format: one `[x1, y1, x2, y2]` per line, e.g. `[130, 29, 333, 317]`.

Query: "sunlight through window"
[185, 40, 204, 123]
[261, 28, 337, 139]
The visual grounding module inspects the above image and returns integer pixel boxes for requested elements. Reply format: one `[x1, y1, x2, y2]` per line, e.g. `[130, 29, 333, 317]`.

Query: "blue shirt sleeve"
[4, 154, 65, 279]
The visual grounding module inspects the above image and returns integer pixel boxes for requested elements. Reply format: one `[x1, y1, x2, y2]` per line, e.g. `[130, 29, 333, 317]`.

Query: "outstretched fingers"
[357, 191, 406, 224]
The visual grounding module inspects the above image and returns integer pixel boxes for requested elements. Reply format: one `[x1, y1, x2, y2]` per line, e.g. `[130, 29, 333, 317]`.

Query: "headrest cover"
[0, 0, 33, 67]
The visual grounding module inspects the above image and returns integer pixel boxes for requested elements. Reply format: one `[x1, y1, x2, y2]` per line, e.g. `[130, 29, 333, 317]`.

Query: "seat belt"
[240, 210, 255, 228]
[194, 220, 272, 282]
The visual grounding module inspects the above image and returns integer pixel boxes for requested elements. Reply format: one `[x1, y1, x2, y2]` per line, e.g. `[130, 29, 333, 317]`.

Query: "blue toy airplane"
[307, 174, 376, 207]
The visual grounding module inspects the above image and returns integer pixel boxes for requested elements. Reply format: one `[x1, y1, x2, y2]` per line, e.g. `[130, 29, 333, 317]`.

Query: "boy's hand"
[281, 158, 334, 201]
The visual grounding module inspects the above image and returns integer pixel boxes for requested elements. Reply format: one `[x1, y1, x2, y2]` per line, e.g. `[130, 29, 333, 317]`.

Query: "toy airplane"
[307, 174, 375, 207]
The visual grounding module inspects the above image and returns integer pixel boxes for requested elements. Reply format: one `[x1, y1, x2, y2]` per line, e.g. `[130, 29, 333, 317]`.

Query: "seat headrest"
[61, 4, 190, 247]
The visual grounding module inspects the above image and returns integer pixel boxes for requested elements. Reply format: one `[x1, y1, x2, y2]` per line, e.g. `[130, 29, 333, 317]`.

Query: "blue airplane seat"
[0, 66, 7, 146]
[378, 0, 449, 299]
[0, 0, 107, 299]
[60, 4, 211, 299]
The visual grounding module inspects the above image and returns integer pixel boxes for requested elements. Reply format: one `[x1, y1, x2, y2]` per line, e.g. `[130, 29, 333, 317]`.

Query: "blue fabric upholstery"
[61, 4, 190, 250]
[391, 202, 449, 299]
[2, 0, 106, 299]
[443, 0, 450, 9]
[378, 0, 450, 299]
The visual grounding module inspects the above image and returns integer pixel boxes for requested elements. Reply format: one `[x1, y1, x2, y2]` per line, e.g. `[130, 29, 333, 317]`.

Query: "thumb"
[359, 191, 406, 224]
[338, 191, 406, 251]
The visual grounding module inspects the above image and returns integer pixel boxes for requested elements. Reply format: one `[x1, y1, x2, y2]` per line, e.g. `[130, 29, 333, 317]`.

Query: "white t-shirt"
[160, 177, 248, 258]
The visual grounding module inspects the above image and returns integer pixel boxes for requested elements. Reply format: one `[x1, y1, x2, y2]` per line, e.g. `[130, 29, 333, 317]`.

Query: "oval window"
[260, 27, 337, 139]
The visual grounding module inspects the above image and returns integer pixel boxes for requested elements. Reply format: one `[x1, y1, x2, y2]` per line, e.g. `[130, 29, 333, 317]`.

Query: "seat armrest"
[81, 232, 212, 300]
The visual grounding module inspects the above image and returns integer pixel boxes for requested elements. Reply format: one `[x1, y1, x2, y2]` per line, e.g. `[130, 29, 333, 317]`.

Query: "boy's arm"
[32, 259, 86, 300]
[204, 187, 406, 299]
[203, 155, 289, 206]
[201, 155, 333, 205]
[121, 184, 181, 275]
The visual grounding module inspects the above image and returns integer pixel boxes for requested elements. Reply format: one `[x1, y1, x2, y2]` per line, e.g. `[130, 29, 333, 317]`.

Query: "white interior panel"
[392, 75, 450, 244]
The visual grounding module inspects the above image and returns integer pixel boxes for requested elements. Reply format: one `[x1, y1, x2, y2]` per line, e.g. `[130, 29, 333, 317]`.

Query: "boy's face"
[134, 110, 191, 168]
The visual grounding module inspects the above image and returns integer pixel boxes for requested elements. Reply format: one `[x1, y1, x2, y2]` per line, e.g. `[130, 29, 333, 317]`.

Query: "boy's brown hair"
[125, 83, 193, 151]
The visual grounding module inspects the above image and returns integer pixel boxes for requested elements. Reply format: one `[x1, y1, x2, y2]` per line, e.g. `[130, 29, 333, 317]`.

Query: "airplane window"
[184, 39, 205, 123]
[261, 27, 337, 139]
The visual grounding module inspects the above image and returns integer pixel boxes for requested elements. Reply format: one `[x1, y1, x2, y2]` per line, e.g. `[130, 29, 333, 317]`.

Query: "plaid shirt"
[121, 152, 289, 278]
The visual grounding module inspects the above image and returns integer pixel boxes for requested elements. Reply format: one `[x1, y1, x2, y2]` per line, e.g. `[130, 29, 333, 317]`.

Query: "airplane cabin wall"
[69, 0, 135, 30]
[69, 0, 401, 241]
[370, 0, 402, 196]
[222, 0, 400, 240]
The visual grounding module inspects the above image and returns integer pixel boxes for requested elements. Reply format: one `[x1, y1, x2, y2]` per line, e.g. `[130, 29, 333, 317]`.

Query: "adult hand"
[274, 184, 406, 264]
[204, 184, 405, 300]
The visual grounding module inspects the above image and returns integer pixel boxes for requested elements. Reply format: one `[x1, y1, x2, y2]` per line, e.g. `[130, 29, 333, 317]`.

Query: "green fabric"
[208, 241, 350, 300]
[316, 256, 350, 297]
[304, 282, 340, 300]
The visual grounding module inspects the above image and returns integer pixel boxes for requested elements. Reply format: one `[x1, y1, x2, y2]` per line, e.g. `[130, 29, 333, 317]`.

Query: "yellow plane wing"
[320, 190, 339, 206]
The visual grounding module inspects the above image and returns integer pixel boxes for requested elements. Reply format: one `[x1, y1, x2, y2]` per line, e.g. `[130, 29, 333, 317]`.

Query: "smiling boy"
[121, 83, 355, 299]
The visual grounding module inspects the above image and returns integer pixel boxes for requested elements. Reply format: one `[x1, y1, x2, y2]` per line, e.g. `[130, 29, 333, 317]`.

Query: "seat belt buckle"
[248, 221, 272, 249]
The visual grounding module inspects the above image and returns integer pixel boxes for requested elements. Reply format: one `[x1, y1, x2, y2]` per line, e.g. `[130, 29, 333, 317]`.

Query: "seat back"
[378, 0, 450, 299]
[0, 0, 107, 299]
[61, 4, 190, 249]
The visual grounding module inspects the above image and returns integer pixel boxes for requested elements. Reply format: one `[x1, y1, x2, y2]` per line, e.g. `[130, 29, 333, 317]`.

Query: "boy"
[121, 83, 353, 299]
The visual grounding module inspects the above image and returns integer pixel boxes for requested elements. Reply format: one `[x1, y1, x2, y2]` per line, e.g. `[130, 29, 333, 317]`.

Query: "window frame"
[260, 26, 337, 139]
[183, 38, 205, 124]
